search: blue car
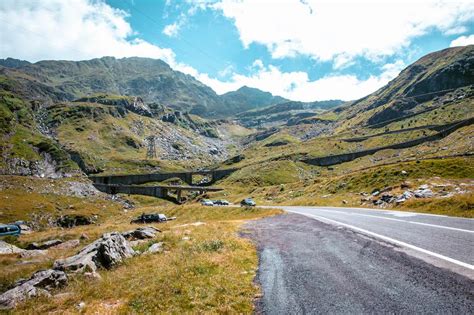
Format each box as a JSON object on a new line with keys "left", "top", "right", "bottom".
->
{"left": 0, "top": 224, "right": 21, "bottom": 237}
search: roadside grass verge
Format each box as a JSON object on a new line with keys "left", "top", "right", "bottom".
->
{"left": 3, "top": 204, "right": 281, "bottom": 313}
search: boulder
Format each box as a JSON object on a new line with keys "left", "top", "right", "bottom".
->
{"left": 0, "top": 241, "right": 25, "bottom": 255}
{"left": 54, "top": 233, "right": 135, "bottom": 273}
{"left": 122, "top": 227, "right": 160, "bottom": 240}
{"left": 0, "top": 269, "right": 67, "bottom": 310}
{"left": 147, "top": 242, "right": 164, "bottom": 254}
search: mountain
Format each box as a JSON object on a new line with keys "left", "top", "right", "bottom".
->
{"left": 236, "top": 99, "right": 344, "bottom": 127}
{"left": 0, "top": 57, "right": 227, "bottom": 117}
{"left": 220, "top": 86, "right": 288, "bottom": 114}
{"left": 219, "top": 46, "right": 473, "bottom": 195}
{"left": 0, "top": 57, "right": 296, "bottom": 118}
{"left": 337, "top": 45, "right": 474, "bottom": 128}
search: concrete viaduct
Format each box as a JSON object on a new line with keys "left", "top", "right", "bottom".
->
{"left": 89, "top": 168, "right": 237, "bottom": 203}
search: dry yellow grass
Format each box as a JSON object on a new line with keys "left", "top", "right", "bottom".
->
{"left": 2, "top": 204, "right": 281, "bottom": 313}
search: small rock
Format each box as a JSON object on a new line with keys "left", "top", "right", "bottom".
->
{"left": 77, "top": 301, "right": 86, "bottom": 310}
{"left": 414, "top": 189, "right": 434, "bottom": 198}
{"left": 147, "top": 242, "right": 164, "bottom": 254}
{"left": 79, "top": 233, "right": 89, "bottom": 240}
{"left": 342, "top": 200, "right": 348, "bottom": 204}
{"left": 182, "top": 236, "right": 190, "bottom": 241}
{"left": 122, "top": 227, "right": 160, "bottom": 240}
{"left": 418, "top": 184, "right": 429, "bottom": 190}
{"left": 401, "top": 170, "right": 408, "bottom": 175}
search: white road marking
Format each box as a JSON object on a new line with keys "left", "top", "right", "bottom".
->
{"left": 289, "top": 210, "right": 474, "bottom": 271}
{"left": 306, "top": 208, "right": 474, "bottom": 233}
{"left": 304, "top": 206, "right": 457, "bottom": 218}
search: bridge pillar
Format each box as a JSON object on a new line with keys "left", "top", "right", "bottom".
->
{"left": 177, "top": 189, "right": 182, "bottom": 203}
{"left": 184, "top": 173, "right": 193, "bottom": 185}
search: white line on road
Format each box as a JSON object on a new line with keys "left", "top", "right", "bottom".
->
{"left": 309, "top": 208, "right": 474, "bottom": 233}
{"left": 289, "top": 210, "right": 474, "bottom": 271}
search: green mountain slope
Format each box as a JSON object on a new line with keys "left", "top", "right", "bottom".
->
{"left": 220, "top": 86, "right": 287, "bottom": 114}
{"left": 217, "top": 46, "right": 474, "bottom": 194}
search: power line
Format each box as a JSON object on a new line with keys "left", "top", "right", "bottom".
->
{"left": 117, "top": 0, "right": 229, "bottom": 74}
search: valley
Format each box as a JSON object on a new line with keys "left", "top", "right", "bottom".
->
{"left": 0, "top": 45, "right": 473, "bottom": 313}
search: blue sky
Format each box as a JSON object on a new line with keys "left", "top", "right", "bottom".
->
{"left": 1, "top": 0, "right": 473, "bottom": 101}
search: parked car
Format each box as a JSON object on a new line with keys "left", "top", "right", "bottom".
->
{"left": 130, "top": 213, "right": 175, "bottom": 224}
{"left": 240, "top": 198, "right": 256, "bottom": 207}
{"left": 201, "top": 199, "right": 214, "bottom": 206}
{"left": 212, "top": 200, "right": 230, "bottom": 206}
{"left": 0, "top": 224, "right": 21, "bottom": 237}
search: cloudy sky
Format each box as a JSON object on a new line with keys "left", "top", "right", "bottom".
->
{"left": 1, "top": 0, "right": 473, "bottom": 101}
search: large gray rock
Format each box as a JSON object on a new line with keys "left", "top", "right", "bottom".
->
{"left": 0, "top": 241, "right": 25, "bottom": 255}
{"left": 0, "top": 269, "right": 67, "bottom": 310}
{"left": 53, "top": 233, "right": 135, "bottom": 273}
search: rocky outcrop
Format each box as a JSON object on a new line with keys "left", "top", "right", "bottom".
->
{"left": 0, "top": 269, "right": 67, "bottom": 310}
{"left": 74, "top": 95, "right": 152, "bottom": 117}
{"left": 53, "top": 233, "right": 135, "bottom": 273}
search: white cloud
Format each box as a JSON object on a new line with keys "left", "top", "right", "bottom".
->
{"left": 0, "top": 0, "right": 426, "bottom": 102}
{"left": 206, "top": 59, "right": 406, "bottom": 101}
{"left": 163, "top": 22, "right": 180, "bottom": 37}
{"left": 212, "top": 0, "right": 474, "bottom": 66}
{"left": 450, "top": 34, "right": 474, "bottom": 47}
{"left": 0, "top": 0, "right": 176, "bottom": 63}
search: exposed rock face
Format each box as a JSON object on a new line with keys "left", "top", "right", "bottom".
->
{"left": 0, "top": 269, "right": 67, "bottom": 310}
{"left": 74, "top": 95, "right": 152, "bottom": 117}
{"left": 0, "top": 153, "right": 62, "bottom": 178}
{"left": 53, "top": 233, "right": 135, "bottom": 273}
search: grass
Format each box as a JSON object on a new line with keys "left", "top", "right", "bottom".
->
{"left": 218, "top": 156, "right": 474, "bottom": 218}
{"left": 399, "top": 193, "right": 473, "bottom": 217}
{"left": 1, "top": 199, "right": 281, "bottom": 313}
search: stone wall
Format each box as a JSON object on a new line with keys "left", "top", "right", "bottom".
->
{"left": 303, "top": 117, "right": 473, "bottom": 166}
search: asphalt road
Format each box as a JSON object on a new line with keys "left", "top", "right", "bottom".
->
{"left": 245, "top": 208, "right": 474, "bottom": 314}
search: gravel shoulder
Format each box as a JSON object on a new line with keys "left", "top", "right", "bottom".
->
{"left": 243, "top": 213, "right": 474, "bottom": 314}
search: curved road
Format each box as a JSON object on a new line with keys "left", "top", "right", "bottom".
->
{"left": 245, "top": 206, "right": 474, "bottom": 314}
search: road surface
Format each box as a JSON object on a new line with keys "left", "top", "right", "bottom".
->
{"left": 245, "top": 207, "right": 474, "bottom": 314}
